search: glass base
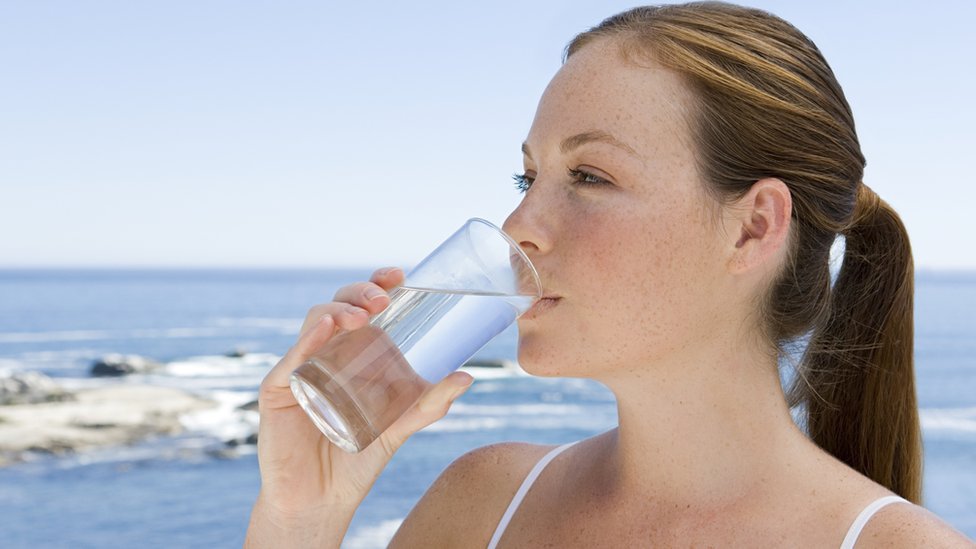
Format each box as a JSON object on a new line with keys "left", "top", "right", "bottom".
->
{"left": 289, "top": 362, "right": 375, "bottom": 453}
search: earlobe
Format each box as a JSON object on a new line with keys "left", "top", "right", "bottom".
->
{"left": 727, "top": 178, "right": 792, "bottom": 274}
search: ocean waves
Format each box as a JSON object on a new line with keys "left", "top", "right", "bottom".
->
{"left": 0, "top": 317, "right": 301, "bottom": 345}
{"left": 921, "top": 407, "right": 976, "bottom": 439}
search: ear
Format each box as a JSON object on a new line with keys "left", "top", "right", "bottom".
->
{"left": 725, "top": 178, "right": 792, "bottom": 275}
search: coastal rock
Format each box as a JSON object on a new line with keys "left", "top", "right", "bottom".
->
{"left": 225, "top": 347, "right": 248, "bottom": 358}
{"left": 90, "top": 354, "right": 161, "bottom": 377}
{"left": 237, "top": 399, "right": 259, "bottom": 412}
{"left": 0, "top": 385, "right": 215, "bottom": 466}
{"left": 462, "top": 359, "right": 516, "bottom": 369}
{"left": 0, "top": 371, "right": 73, "bottom": 406}
{"left": 224, "top": 432, "right": 258, "bottom": 448}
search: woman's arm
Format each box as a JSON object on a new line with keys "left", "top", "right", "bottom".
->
{"left": 244, "top": 267, "right": 474, "bottom": 548}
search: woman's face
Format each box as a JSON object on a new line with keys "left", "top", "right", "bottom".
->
{"left": 504, "top": 40, "right": 733, "bottom": 379}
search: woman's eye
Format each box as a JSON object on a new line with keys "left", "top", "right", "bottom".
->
{"left": 512, "top": 172, "right": 534, "bottom": 194}
{"left": 512, "top": 168, "right": 610, "bottom": 194}
{"left": 568, "top": 168, "right": 610, "bottom": 187}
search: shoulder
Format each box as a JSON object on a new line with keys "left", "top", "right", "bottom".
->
{"left": 387, "top": 441, "right": 557, "bottom": 548}
{"left": 856, "top": 499, "right": 974, "bottom": 548}
{"left": 434, "top": 440, "right": 556, "bottom": 491}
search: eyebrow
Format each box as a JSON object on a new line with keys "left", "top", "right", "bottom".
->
{"left": 521, "top": 130, "right": 639, "bottom": 158}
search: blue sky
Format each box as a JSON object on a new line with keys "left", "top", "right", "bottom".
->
{"left": 1, "top": 1, "right": 973, "bottom": 269}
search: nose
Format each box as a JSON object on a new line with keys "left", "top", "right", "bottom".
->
{"left": 502, "top": 193, "right": 551, "bottom": 257}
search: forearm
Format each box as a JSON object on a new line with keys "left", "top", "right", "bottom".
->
{"left": 244, "top": 494, "right": 356, "bottom": 549}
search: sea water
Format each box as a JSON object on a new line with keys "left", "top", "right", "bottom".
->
{"left": 292, "top": 286, "right": 533, "bottom": 451}
{"left": 1, "top": 269, "right": 972, "bottom": 547}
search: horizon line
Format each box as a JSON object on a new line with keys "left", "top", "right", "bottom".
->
{"left": 0, "top": 264, "right": 973, "bottom": 275}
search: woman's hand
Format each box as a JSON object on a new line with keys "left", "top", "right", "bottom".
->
{"left": 244, "top": 267, "right": 474, "bottom": 548}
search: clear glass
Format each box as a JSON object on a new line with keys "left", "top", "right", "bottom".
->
{"left": 289, "top": 218, "right": 542, "bottom": 452}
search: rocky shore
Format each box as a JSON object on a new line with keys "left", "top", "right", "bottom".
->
{"left": 0, "top": 378, "right": 217, "bottom": 467}
{"left": 0, "top": 353, "right": 522, "bottom": 467}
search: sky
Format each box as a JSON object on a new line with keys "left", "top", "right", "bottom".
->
{"left": 1, "top": 1, "right": 973, "bottom": 269}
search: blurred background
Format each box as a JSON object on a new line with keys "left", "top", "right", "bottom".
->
{"left": 0, "top": 1, "right": 973, "bottom": 547}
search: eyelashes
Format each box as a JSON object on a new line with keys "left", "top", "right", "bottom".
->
{"left": 512, "top": 172, "right": 533, "bottom": 193}
{"left": 511, "top": 168, "right": 610, "bottom": 194}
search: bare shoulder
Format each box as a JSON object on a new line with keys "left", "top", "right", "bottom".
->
{"left": 387, "top": 441, "right": 557, "bottom": 548}
{"left": 858, "top": 500, "right": 975, "bottom": 548}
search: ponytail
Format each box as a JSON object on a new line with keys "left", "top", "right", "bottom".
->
{"left": 791, "top": 183, "right": 923, "bottom": 503}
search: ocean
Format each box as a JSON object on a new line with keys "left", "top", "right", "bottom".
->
{"left": 0, "top": 268, "right": 973, "bottom": 547}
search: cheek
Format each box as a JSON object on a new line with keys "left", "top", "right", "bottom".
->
{"left": 562, "top": 199, "right": 716, "bottom": 365}
{"left": 515, "top": 190, "right": 721, "bottom": 374}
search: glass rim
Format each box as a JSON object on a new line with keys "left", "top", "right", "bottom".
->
{"left": 469, "top": 217, "right": 542, "bottom": 299}
{"left": 403, "top": 217, "right": 542, "bottom": 299}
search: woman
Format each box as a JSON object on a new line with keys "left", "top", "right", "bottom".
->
{"left": 246, "top": 3, "right": 973, "bottom": 547}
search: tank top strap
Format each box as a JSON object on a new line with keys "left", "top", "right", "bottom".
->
{"left": 839, "top": 495, "right": 910, "bottom": 549}
{"left": 486, "top": 441, "right": 579, "bottom": 549}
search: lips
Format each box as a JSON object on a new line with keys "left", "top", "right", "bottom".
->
{"left": 522, "top": 295, "right": 561, "bottom": 319}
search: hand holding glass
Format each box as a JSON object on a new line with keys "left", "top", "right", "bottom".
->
{"left": 289, "top": 218, "right": 542, "bottom": 452}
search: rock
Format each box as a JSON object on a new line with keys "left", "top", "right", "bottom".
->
{"left": 90, "top": 354, "right": 161, "bottom": 377}
{"left": 0, "top": 371, "right": 73, "bottom": 406}
{"left": 0, "top": 385, "right": 216, "bottom": 466}
{"left": 224, "top": 432, "right": 258, "bottom": 449}
{"left": 237, "top": 399, "right": 259, "bottom": 412}
{"left": 463, "top": 359, "right": 516, "bottom": 369}
{"left": 225, "top": 347, "right": 248, "bottom": 358}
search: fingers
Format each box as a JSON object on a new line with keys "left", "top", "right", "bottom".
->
{"left": 298, "top": 302, "right": 370, "bottom": 336}
{"left": 302, "top": 265, "right": 404, "bottom": 348}
{"left": 333, "top": 267, "right": 405, "bottom": 312}
{"left": 261, "top": 314, "right": 336, "bottom": 392}
{"left": 266, "top": 267, "right": 406, "bottom": 394}
{"left": 297, "top": 267, "right": 405, "bottom": 336}
{"left": 369, "top": 266, "right": 405, "bottom": 290}
{"left": 368, "top": 371, "right": 474, "bottom": 459}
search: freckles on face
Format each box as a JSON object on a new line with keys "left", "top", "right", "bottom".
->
{"left": 513, "top": 38, "right": 724, "bottom": 375}
{"left": 570, "top": 195, "right": 706, "bottom": 367}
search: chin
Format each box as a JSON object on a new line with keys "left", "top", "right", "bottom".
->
{"left": 516, "top": 337, "right": 576, "bottom": 378}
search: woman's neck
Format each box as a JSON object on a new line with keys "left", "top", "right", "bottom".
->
{"left": 594, "top": 330, "right": 808, "bottom": 508}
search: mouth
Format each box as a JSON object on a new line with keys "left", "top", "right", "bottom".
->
{"left": 522, "top": 295, "right": 561, "bottom": 319}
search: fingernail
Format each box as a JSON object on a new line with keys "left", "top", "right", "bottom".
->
{"left": 302, "top": 314, "right": 332, "bottom": 339}
{"left": 364, "top": 287, "right": 386, "bottom": 301}
{"left": 450, "top": 382, "right": 473, "bottom": 401}
{"left": 377, "top": 266, "right": 402, "bottom": 277}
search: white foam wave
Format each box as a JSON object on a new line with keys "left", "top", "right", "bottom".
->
{"left": 179, "top": 390, "right": 258, "bottom": 442}
{"left": 345, "top": 519, "right": 404, "bottom": 549}
{"left": 426, "top": 412, "right": 616, "bottom": 433}
{"left": 0, "top": 358, "right": 24, "bottom": 372}
{"left": 19, "top": 349, "right": 98, "bottom": 361}
{"left": 0, "top": 330, "right": 116, "bottom": 343}
{"left": 427, "top": 401, "right": 617, "bottom": 433}
{"left": 164, "top": 353, "right": 278, "bottom": 377}
{"left": 450, "top": 403, "right": 590, "bottom": 416}
{"left": 153, "top": 376, "right": 266, "bottom": 391}
{"left": 0, "top": 320, "right": 296, "bottom": 344}
{"left": 212, "top": 317, "right": 301, "bottom": 333}
{"left": 461, "top": 365, "right": 526, "bottom": 380}
{"left": 424, "top": 417, "right": 509, "bottom": 432}
{"left": 921, "top": 407, "right": 976, "bottom": 435}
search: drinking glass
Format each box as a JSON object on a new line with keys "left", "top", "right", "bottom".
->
{"left": 289, "top": 218, "right": 542, "bottom": 452}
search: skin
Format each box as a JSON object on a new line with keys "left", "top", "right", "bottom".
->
{"left": 244, "top": 267, "right": 475, "bottom": 549}
{"left": 246, "top": 38, "right": 974, "bottom": 548}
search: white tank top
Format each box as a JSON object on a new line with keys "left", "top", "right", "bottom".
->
{"left": 486, "top": 442, "right": 909, "bottom": 549}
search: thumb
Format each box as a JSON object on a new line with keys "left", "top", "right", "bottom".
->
{"left": 368, "top": 371, "right": 474, "bottom": 458}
